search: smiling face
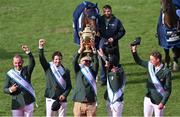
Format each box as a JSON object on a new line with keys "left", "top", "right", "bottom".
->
{"left": 149, "top": 51, "right": 162, "bottom": 67}
{"left": 53, "top": 55, "right": 62, "bottom": 67}
{"left": 103, "top": 8, "right": 112, "bottom": 19}
{"left": 13, "top": 55, "right": 23, "bottom": 71}
{"left": 52, "top": 51, "right": 62, "bottom": 67}
{"left": 150, "top": 55, "right": 160, "bottom": 67}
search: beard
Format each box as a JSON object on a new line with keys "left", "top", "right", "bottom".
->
{"left": 105, "top": 15, "right": 111, "bottom": 19}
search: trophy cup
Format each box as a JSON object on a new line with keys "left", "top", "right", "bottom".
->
{"left": 79, "top": 25, "right": 96, "bottom": 54}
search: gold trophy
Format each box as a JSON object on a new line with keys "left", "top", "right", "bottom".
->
{"left": 79, "top": 25, "right": 96, "bottom": 53}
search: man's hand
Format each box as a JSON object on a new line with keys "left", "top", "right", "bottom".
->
{"left": 22, "top": 45, "right": 30, "bottom": 53}
{"left": 39, "top": 39, "right": 45, "bottom": 48}
{"left": 59, "top": 95, "right": 65, "bottom": 101}
{"left": 111, "top": 66, "right": 119, "bottom": 72}
{"left": 158, "top": 103, "right": 165, "bottom": 110}
{"left": 10, "top": 84, "right": 18, "bottom": 93}
{"left": 108, "top": 37, "right": 114, "bottom": 43}
{"left": 78, "top": 40, "right": 85, "bottom": 53}
{"left": 131, "top": 45, "right": 137, "bottom": 53}
{"left": 105, "top": 61, "right": 110, "bottom": 68}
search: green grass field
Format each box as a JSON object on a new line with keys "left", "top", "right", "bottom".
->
{"left": 0, "top": 0, "right": 180, "bottom": 116}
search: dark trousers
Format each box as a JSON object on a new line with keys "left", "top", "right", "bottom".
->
{"left": 99, "top": 57, "right": 107, "bottom": 83}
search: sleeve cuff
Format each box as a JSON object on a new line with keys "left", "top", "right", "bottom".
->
{"left": 25, "top": 51, "right": 31, "bottom": 54}
{"left": 39, "top": 47, "right": 43, "bottom": 49}
{"left": 9, "top": 88, "right": 13, "bottom": 93}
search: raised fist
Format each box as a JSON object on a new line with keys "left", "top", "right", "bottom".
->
{"left": 39, "top": 39, "right": 45, "bottom": 48}
{"left": 21, "top": 45, "right": 29, "bottom": 53}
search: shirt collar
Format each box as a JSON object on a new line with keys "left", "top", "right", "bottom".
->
{"left": 14, "top": 68, "right": 21, "bottom": 74}
{"left": 155, "top": 63, "right": 163, "bottom": 73}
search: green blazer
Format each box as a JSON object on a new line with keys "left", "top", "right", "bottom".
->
{"left": 3, "top": 52, "right": 35, "bottom": 110}
{"left": 132, "top": 52, "right": 172, "bottom": 105}
{"left": 104, "top": 64, "right": 125, "bottom": 102}
{"left": 72, "top": 52, "right": 98, "bottom": 103}
{"left": 39, "top": 49, "right": 72, "bottom": 101}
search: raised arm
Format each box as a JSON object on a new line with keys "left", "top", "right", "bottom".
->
{"left": 38, "top": 39, "right": 50, "bottom": 71}
{"left": 72, "top": 40, "right": 84, "bottom": 73}
{"left": 131, "top": 45, "right": 148, "bottom": 68}
{"left": 97, "top": 49, "right": 109, "bottom": 68}
{"left": 90, "top": 39, "right": 99, "bottom": 72}
{"left": 22, "top": 45, "right": 35, "bottom": 77}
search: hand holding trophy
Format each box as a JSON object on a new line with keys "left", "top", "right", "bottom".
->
{"left": 79, "top": 25, "right": 96, "bottom": 54}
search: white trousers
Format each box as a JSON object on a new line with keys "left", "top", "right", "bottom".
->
{"left": 12, "top": 103, "right": 34, "bottom": 117}
{"left": 46, "top": 98, "right": 67, "bottom": 117}
{"left": 144, "top": 97, "right": 164, "bottom": 117}
{"left": 106, "top": 101, "right": 124, "bottom": 117}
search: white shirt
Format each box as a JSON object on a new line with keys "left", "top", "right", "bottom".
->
{"left": 155, "top": 63, "right": 163, "bottom": 74}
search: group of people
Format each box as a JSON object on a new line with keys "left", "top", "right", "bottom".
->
{"left": 3, "top": 4, "right": 172, "bottom": 117}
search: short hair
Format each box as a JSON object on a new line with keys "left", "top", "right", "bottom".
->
{"left": 150, "top": 51, "right": 162, "bottom": 62}
{"left": 103, "top": 5, "right": 112, "bottom": 10}
{"left": 13, "top": 54, "right": 23, "bottom": 60}
{"left": 52, "top": 51, "right": 62, "bottom": 60}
